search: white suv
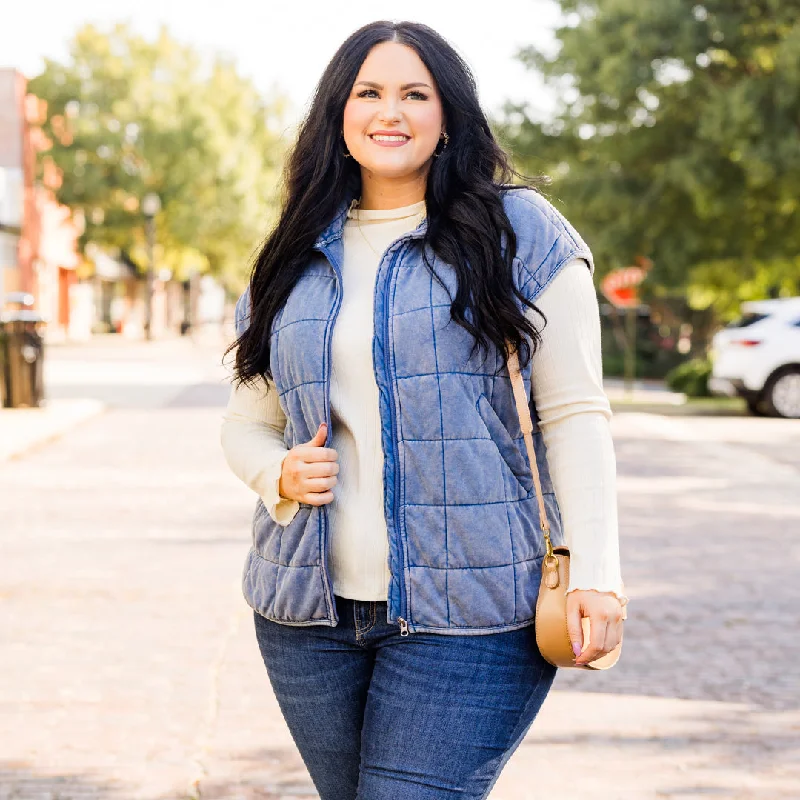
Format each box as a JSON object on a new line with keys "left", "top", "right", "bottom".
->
{"left": 709, "top": 298, "right": 800, "bottom": 418}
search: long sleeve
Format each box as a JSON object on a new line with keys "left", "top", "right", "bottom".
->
{"left": 220, "top": 377, "right": 300, "bottom": 526}
{"left": 528, "top": 258, "right": 624, "bottom": 599}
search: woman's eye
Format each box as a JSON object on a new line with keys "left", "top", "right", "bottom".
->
{"left": 355, "top": 89, "right": 428, "bottom": 100}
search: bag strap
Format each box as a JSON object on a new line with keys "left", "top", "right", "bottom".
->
{"left": 507, "top": 343, "right": 628, "bottom": 610}
{"left": 506, "top": 342, "right": 555, "bottom": 559}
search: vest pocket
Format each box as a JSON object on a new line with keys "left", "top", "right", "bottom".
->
{"left": 252, "top": 499, "right": 282, "bottom": 563}
{"left": 475, "top": 393, "right": 534, "bottom": 496}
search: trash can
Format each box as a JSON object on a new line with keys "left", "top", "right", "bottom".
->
{"left": 0, "top": 292, "right": 45, "bottom": 409}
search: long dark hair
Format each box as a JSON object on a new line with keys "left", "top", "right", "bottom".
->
{"left": 231, "top": 20, "right": 545, "bottom": 385}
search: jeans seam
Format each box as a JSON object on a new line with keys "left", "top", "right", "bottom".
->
{"left": 354, "top": 601, "right": 375, "bottom": 646}
{"left": 354, "top": 601, "right": 364, "bottom": 643}
{"left": 360, "top": 601, "right": 376, "bottom": 638}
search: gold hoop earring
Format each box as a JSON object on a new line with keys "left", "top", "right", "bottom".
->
{"left": 433, "top": 131, "right": 449, "bottom": 158}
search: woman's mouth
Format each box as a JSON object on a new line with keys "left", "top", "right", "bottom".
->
{"left": 369, "top": 133, "right": 411, "bottom": 147}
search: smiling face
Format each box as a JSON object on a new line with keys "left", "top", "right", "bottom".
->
{"left": 342, "top": 41, "right": 445, "bottom": 187}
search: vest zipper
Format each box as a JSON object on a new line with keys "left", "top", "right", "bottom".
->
{"left": 319, "top": 244, "right": 344, "bottom": 626}
{"left": 382, "top": 244, "right": 411, "bottom": 632}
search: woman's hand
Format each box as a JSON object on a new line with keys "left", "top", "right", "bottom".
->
{"left": 566, "top": 589, "right": 625, "bottom": 666}
{"left": 278, "top": 423, "right": 339, "bottom": 506}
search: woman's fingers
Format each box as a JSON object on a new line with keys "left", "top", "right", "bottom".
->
{"left": 302, "top": 446, "right": 339, "bottom": 462}
{"left": 304, "top": 490, "right": 334, "bottom": 506}
{"left": 603, "top": 619, "right": 623, "bottom": 654}
{"left": 575, "top": 616, "right": 608, "bottom": 665}
{"left": 304, "top": 475, "right": 338, "bottom": 491}
{"left": 565, "top": 596, "right": 585, "bottom": 659}
{"left": 304, "top": 460, "right": 340, "bottom": 478}
{"left": 568, "top": 590, "right": 625, "bottom": 666}
{"left": 299, "top": 470, "right": 338, "bottom": 506}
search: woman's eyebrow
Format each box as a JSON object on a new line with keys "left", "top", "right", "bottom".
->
{"left": 354, "top": 81, "right": 432, "bottom": 90}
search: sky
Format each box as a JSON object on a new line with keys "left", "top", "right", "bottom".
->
{"left": 1, "top": 0, "right": 562, "bottom": 123}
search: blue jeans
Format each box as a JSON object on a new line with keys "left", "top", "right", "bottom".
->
{"left": 253, "top": 595, "right": 557, "bottom": 799}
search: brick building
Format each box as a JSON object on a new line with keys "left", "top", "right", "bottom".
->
{"left": 0, "top": 68, "right": 80, "bottom": 336}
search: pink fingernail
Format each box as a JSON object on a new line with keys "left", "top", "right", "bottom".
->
{"left": 572, "top": 642, "right": 581, "bottom": 658}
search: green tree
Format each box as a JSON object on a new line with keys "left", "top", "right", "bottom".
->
{"left": 29, "top": 23, "right": 289, "bottom": 287}
{"left": 501, "top": 0, "right": 800, "bottom": 317}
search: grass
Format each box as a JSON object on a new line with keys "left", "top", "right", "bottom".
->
{"left": 610, "top": 396, "right": 748, "bottom": 417}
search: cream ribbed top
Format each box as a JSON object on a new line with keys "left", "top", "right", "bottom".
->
{"left": 221, "top": 200, "right": 623, "bottom": 601}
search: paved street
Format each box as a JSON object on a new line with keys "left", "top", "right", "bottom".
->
{"left": 1, "top": 334, "right": 798, "bottom": 799}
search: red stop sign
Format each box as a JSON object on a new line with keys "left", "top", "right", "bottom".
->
{"left": 601, "top": 267, "right": 647, "bottom": 308}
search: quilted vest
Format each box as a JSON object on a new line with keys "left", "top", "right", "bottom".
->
{"left": 233, "top": 187, "right": 594, "bottom": 635}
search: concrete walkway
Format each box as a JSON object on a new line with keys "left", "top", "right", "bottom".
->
{"left": 0, "top": 337, "right": 798, "bottom": 799}
{"left": 0, "top": 398, "right": 105, "bottom": 461}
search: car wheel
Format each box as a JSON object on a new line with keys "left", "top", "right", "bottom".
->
{"left": 764, "top": 367, "right": 800, "bottom": 419}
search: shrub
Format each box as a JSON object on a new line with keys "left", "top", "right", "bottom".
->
{"left": 665, "top": 358, "right": 712, "bottom": 397}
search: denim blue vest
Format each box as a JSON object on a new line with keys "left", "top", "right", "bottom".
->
{"left": 233, "top": 188, "right": 593, "bottom": 635}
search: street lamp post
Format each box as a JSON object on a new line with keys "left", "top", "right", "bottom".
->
{"left": 142, "top": 192, "right": 161, "bottom": 340}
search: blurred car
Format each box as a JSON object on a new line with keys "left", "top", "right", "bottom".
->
{"left": 709, "top": 297, "right": 800, "bottom": 418}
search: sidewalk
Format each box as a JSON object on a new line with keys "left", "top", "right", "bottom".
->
{"left": 0, "top": 327, "right": 231, "bottom": 462}
{"left": 0, "top": 398, "right": 105, "bottom": 461}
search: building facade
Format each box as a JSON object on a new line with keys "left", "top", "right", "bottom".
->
{"left": 0, "top": 68, "right": 81, "bottom": 336}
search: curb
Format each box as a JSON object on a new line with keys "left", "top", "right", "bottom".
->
{"left": 0, "top": 398, "right": 106, "bottom": 462}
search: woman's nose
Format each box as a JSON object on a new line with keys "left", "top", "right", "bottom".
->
{"left": 377, "top": 100, "right": 402, "bottom": 123}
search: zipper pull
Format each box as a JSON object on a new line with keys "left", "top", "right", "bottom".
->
{"left": 398, "top": 617, "right": 410, "bottom": 637}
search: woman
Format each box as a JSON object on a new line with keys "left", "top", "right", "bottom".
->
{"left": 221, "top": 20, "right": 625, "bottom": 800}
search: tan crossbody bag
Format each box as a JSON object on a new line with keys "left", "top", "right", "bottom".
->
{"left": 507, "top": 344, "right": 626, "bottom": 670}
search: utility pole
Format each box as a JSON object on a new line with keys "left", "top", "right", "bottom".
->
{"left": 600, "top": 260, "right": 651, "bottom": 400}
{"left": 142, "top": 193, "right": 161, "bottom": 340}
{"left": 624, "top": 305, "right": 637, "bottom": 398}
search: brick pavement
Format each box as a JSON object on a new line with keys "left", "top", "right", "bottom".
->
{"left": 0, "top": 339, "right": 798, "bottom": 799}
{"left": 555, "top": 412, "right": 800, "bottom": 712}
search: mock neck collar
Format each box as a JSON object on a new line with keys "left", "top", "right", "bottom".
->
{"left": 346, "top": 198, "right": 427, "bottom": 222}
{"left": 314, "top": 194, "right": 428, "bottom": 250}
